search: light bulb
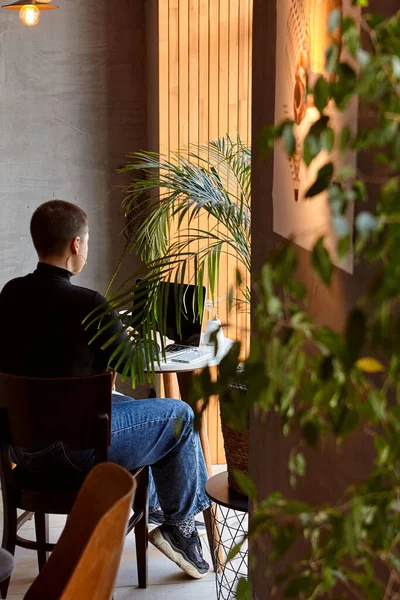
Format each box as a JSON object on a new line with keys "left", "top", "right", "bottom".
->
{"left": 19, "top": 5, "right": 41, "bottom": 26}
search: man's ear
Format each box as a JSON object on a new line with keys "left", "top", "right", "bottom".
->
{"left": 70, "top": 236, "right": 80, "bottom": 255}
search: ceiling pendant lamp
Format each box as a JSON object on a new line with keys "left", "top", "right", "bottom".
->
{"left": 2, "top": 0, "right": 59, "bottom": 27}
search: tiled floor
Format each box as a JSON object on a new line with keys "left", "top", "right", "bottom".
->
{"left": 3, "top": 466, "right": 228, "bottom": 600}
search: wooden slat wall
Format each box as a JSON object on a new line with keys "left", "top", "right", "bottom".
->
{"left": 158, "top": 0, "right": 253, "bottom": 463}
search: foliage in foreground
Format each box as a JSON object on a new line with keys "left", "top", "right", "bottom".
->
{"left": 191, "top": 3, "right": 400, "bottom": 598}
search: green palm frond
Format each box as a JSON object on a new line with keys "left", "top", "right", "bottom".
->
{"left": 93, "top": 134, "right": 251, "bottom": 385}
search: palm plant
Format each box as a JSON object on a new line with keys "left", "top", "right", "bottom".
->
{"left": 89, "top": 133, "right": 251, "bottom": 383}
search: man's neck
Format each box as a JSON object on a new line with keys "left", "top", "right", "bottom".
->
{"left": 39, "top": 256, "right": 68, "bottom": 271}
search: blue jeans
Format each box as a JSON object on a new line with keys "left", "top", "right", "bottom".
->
{"left": 11, "top": 393, "right": 210, "bottom": 523}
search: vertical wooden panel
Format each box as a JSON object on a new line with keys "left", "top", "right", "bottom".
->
{"left": 227, "top": 0, "right": 240, "bottom": 346}
{"left": 189, "top": 0, "right": 199, "bottom": 146}
{"left": 159, "top": 1, "right": 169, "bottom": 155}
{"left": 169, "top": 0, "right": 180, "bottom": 155}
{"left": 179, "top": 0, "right": 189, "bottom": 154}
{"left": 198, "top": 0, "right": 209, "bottom": 143}
{"left": 217, "top": 0, "right": 230, "bottom": 353}
{"left": 158, "top": 0, "right": 253, "bottom": 463}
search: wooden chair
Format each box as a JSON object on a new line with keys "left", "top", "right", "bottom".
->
{"left": 0, "top": 372, "right": 148, "bottom": 598}
{"left": 23, "top": 462, "right": 135, "bottom": 600}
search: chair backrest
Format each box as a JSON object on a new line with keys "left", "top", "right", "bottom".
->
{"left": 23, "top": 462, "right": 135, "bottom": 600}
{"left": 0, "top": 372, "right": 112, "bottom": 457}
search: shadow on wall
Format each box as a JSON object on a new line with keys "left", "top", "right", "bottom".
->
{"left": 103, "top": 0, "right": 147, "bottom": 293}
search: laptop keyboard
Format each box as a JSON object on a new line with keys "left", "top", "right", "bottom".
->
{"left": 165, "top": 344, "right": 190, "bottom": 353}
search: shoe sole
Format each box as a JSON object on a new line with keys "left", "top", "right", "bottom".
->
{"left": 149, "top": 528, "right": 208, "bottom": 579}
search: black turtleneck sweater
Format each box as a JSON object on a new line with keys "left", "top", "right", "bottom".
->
{"left": 0, "top": 263, "right": 131, "bottom": 378}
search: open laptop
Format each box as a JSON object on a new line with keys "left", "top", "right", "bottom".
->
{"left": 133, "top": 279, "right": 211, "bottom": 362}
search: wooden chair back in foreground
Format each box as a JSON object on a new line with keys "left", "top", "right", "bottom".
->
{"left": 0, "top": 371, "right": 112, "bottom": 464}
{"left": 24, "top": 462, "right": 135, "bottom": 600}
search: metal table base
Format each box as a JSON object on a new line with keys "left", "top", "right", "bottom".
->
{"left": 206, "top": 472, "right": 248, "bottom": 600}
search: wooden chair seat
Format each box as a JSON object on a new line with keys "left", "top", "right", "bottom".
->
{"left": 13, "top": 467, "right": 85, "bottom": 515}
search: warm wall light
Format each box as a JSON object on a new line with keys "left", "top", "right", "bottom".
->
{"left": 2, "top": 0, "right": 59, "bottom": 27}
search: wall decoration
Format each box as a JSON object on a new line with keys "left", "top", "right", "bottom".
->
{"left": 273, "top": 0, "right": 357, "bottom": 273}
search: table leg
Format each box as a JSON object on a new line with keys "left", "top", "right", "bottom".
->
{"left": 163, "top": 372, "right": 178, "bottom": 399}
{"left": 176, "top": 371, "right": 223, "bottom": 572}
{"left": 155, "top": 373, "right": 162, "bottom": 398}
{"left": 176, "top": 371, "right": 213, "bottom": 477}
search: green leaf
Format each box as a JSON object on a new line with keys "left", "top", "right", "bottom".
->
{"left": 226, "top": 541, "right": 244, "bottom": 563}
{"left": 233, "top": 471, "right": 257, "bottom": 499}
{"left": 356, "top": 357, "right": 385, "bottom": 373}
{"left": 343, "top": 512, "right": 358, "bottom": 555}
{"left": 332, "top": 63, "right": 358, "bottom": 108}
{"left": 268, "top": 296, "right": 283, "bottom": 317}
{"left": 337, "top": 235, "right": 351, "bottom": 259}
{"left": 367, "top": 390, "right": 386, "bottom": 421}
{"left": 337, "top": 166, "right": 355, "bottom": 181}
{"left": 326, "top": 44, "right": 340, "bottom": 73}
{"left": 328, "top": 8, "right": 342, "bottom": 32}
{"left": 302, "top": 421, "right": 319, "bottom": 448}
{"left": 236, "top": 578, "right": 251, "bottom": 600}
{"left": 259, "top": 125, "right": 276, "bottom": 157}
{"left": 314, "top": 77, "right": 330, "bottom": 112}
{"left": 328, "top": 182, "right": 346, "bottom": 215}
{"left": 356, "top": 212, "right": 378, "bottom": 237}
{"left": 303, "top": 134, "right": 320, "bottom": 166}
{"left": 309, "top": 116, "right": 330, "bottom": 138}
{"left": 345, "top": 308, "right": 366, "bottom": 367}
{"left": 272, "top": 526, "right": 297, "bottom": 560}
{"left": 320, "top": 355, "right": 334, "bottom": 381}
{"left": 340, "top": 126, "right": 352, "bottom": 152}
{"left": 389, "top": 553, "right": 400, "bottom": 574}
{"left": 285, "top": 574, "right": 315, "bottom": 597}
{"left": 305, "top": 163, "right": 334, "bottom": 198}
{"left": 289, "top": 451, "right": 306, "bottom": 482}
{"left": 352, "top": 179, "right": 367, "bottom": 202}
{"left": 356, "top": 48, "right": 370, "bottom": 67}
{"left": 343, "top": 20, "right": 360, "bottom": 55}
{"left": 303, "top": 117, "right": 331, "bottom": 165}
{"left": 321, "top": 128, "right": 335, "bottom": 152}
{"left": 333, "top": 215, "right": 350, "bottom": 238}
{"left": 281, "top": 121, "right": 296, "bottom": 157}
{"left": 337, "top": 406, "right": 360, "bottom": 435}
{"left": 311, "top": 237, "right": 333, "bottom": 285}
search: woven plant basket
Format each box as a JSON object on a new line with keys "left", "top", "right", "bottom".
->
{"left": 219, "top": 373, "right": 249, "bottom": 496}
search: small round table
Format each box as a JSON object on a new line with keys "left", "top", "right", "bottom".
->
{"left": 206, "top": 472, "right": 248, "bottom": 600}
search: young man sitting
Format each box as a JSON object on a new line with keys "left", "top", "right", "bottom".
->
{"left": 0, "top": 200, "right": 210, "bottom": 579}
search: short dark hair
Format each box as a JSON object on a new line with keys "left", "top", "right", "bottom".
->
{"left": 30, "top": 200, "right": 88, "bottom": 257}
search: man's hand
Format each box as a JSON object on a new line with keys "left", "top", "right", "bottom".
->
{"left": 126, "top": 326, "right": 139, "bottom": 339}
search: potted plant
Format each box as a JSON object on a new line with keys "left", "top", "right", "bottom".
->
{"left": 191, "top": 3, "right": 400, "bottom": 598}
{"left": 89, "top": 134, "right": 252, "bottom": 490}
{"left": 109, "top": 133, "right": 250, "bottom": 310}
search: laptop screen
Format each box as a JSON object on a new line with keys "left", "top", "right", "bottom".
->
{"left": 133, "top": 280, "right": 206, "bottom": 347}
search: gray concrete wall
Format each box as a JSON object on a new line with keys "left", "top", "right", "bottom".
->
{"left": 0, "top": 0, "right": 147, "bottom": 293}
